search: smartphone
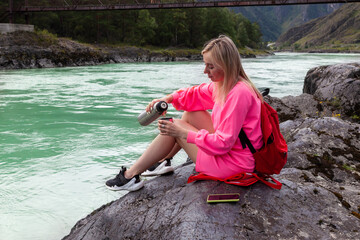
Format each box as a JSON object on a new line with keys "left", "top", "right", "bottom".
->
{"left": 207, "top": 193, "right": 240, "bottom": 203}
{"left": 160, "top": 117, "right": 173, "bottom": 122}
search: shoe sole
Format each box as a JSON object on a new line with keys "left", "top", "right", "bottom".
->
{"left": 106, "top": 177, "right": 145, "bottom": 192}
{"left": 141, "top": 166, "right": 174, "bottom": 176}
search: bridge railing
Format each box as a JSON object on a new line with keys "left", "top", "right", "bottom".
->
{"left": 7, "top": 0, "right": 357, "bottom": 13}
{"left": 21, "top": 0, "right": 195, "bottom": 8}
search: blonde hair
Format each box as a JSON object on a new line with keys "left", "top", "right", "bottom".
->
{"left": 201, "top": 35, "right": 263, "bottom": 104}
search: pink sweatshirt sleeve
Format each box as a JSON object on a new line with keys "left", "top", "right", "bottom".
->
{"left": 171, "top": 83, "right": 214, "bottom": 111}
{"left": 187, "top": 84, "right": 256, "bottom": 156}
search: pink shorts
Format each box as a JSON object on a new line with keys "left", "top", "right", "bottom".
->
{"left": 195, "top": 149, "right": 254, "bottom": 179}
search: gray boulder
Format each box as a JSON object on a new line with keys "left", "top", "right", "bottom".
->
{"left": 303, "top": 62, "right": 360, "bottom": 117}
{"left": 264, "top": 94, "right": 322, "bottom": 122}
{"left": 63, "top": 159, "right": 360, "bottom": 240}
{"left": 281, "top": 117, "right": 360, "bottom": 212}
{"left": 266, "top": 62, "right": 360, "bottom": 123}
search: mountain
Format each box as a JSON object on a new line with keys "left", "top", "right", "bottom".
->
{"left": 232, "top": 4, "right": 342, "bottom": 41}
{"left": 276, "top": 3, "right": 360, "bottom": 51}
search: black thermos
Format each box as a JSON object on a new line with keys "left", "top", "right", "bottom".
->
{"left": 137, "top": 101, "right": 168, "bottom": 126}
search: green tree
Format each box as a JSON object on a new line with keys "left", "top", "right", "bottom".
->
{"left": 185, "top": 8, "right": 207, "bottom": 48}
{"left": 151, "top": 10, "right": 175, "bottom": 46}
{"left": 248, "top": 22, "right": 262, "bottom": 48}
{"left": 116, "top": 11, "right": 138, "bottom": 44}
{"left": 171, "top": 9, "right": 189, "bottom": 46}
{"left": 8, "top": 4, "right": 265, "bottom": 49}
{"left": 135, "top": 10, "right": 157, "bottom": 46}
{"left": 236, "top": 22, "right": 249, "bottom": 48}
{"left": 205, "top": 8, "right": 236, "bottom": 40}
{"left": 30, "top": 12, "right": 60, "bottom": 34}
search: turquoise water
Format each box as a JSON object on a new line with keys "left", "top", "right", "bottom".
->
{"left": 0, "top": 52, "right": 359, "bottom": 240}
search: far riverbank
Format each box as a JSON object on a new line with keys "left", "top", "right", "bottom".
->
{"left": 274, "top": 48, "right": 360, "bottom": 54}
{"left": 0, "top": 30, "right": 272, "bottom": 70}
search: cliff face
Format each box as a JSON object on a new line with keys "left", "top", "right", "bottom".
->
{"left": 276, "top": 3, "right": 360, "bottom": 50}
{"left": 63, "top": 63, "right": 360, "bottom": 240}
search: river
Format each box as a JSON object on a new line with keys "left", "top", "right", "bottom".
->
{"left": 0, "top": 52, "right": 359, "bottom": 240}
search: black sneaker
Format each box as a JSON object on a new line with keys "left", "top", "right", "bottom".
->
{"left": 141, "top": 158, "right": 174, "bottom": 176}
{"left": 105, "top": 167, "right": 144, "bottom": 191}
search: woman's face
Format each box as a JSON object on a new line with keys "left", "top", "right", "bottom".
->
{"left": 203, "top": 52, "right": 224, "bottom": 82}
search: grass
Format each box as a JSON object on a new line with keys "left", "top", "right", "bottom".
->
{"left": 342, "top": 164, "right": 356, "bottom": 171}
{"left": 35, "top": 29, "right": 58, "bottom": 46}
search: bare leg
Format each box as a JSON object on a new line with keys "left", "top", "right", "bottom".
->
{"left": 161, "top": 143, "right": 181, "bottom": 161}
{"left": 182, "top": 111, "right": 214, "bottom": 133}
{"left": 174, "top": 111, "right": 214, "bottom": 163}
{"left": 125, "top": 135, "right": 176, "bottom": 178}
{"left": 125, "top": 111, "right": 214, "bottom": 179}
{"left": 160, "top": 111, "right": 213, "bottom": 161}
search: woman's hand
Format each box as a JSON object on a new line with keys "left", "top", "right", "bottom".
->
{"left": 146, "top": 95, "right": 173, "bottom": 113}
{"left": 158, "top": 119, "right": 188, "bottom": 139}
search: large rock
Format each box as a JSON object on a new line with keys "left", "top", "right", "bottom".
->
{"left": 303, "top": 62, "right": 360, "bottom": 117}
{"left": 281, "top": 117, "right": 360, "bottom": 211}
{"left": 265, "top": 62, "right": 360, "bottom": 123}
{"left": 63, "top": 159, "right": 360, "bottom": 239}
{"left": 264, "top": 94, "right": 322, "bottom": 122}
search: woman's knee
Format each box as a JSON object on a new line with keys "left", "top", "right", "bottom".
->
{"left": 173, "top": 118, "right": 198, "bottom": 132}
{"left": 181, "top": 111, "right": 214, "bottom": 133}
{"left": 182, "top": 110, "right": 210, "bottom": 121}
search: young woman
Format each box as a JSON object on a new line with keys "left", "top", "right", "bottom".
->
{"left": 106, "top": 35, "right": 264, "bottom": 191}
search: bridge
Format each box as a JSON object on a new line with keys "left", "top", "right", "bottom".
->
{"left": 3, "top": 0, "right": 357, "bottom": 23}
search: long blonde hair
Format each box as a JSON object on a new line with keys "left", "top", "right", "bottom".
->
{"left": 201, "top": 35, "right": 263, "bottom": 104}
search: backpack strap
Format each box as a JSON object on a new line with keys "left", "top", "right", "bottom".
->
{"left": 239, "top": 88, "right": 270, "bottom": 154}
{"left": 187, "top": 172, "right": 259, "bottom": 187}
{"left": 250, "top": 173, "right": 282, "bottom": 190}
{"left": 239, "top": 129, "right": 256, "bottom": 154}
{"left": 187, "top": 172, "right": 282, "bottom": 190}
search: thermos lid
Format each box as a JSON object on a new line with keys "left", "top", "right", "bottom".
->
{"left": 156, "top": 101, "right": 168, "bottom": 112}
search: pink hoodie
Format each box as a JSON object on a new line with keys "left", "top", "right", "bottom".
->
{"left": 171, "top": 81, "right": 263, "bottom": 179}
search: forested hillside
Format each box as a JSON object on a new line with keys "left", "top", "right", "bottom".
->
{"left": 1, "top": 5, "right": 263, "bottom": 49}
{"left": 276, "top": 3, "right": 360, "bottom": 52}
{"left": 232, "top": 3, "right": 341, "bottom": 41}
{"left": 1, "top": 1, "right": 355, "bottom": 50}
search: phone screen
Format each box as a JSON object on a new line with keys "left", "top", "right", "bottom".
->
{"left": 207, "top": 193, "right": 240, "bottom": 203}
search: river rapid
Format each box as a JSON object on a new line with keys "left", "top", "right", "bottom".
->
{"left": 0, "top": 52, "right": 359, "bottom": 240}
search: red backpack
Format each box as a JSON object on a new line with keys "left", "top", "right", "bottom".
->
{"left": 239, "top": 96, "right": 288, "bottom": 175}
{"left": 188, "top": 89, "right": 288, "bottom": 190}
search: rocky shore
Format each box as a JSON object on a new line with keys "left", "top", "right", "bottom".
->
{"left": 62, "top": 62, "right": 360, "bottom": 239}
{"left": 0, "top": 31, "right": 194, "bottom": 69}
{"left": 0, "top": 31, "right": 268, "bottom": 70}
